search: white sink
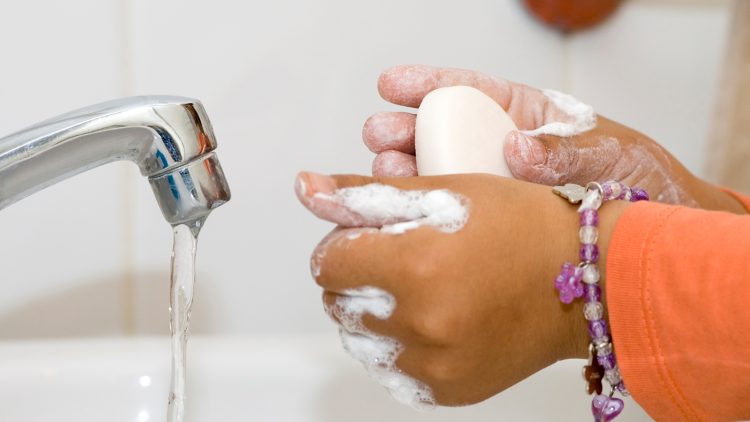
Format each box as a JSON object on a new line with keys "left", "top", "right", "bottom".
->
{"left": 0, "top": 335, "right": 651, "bottom": 421}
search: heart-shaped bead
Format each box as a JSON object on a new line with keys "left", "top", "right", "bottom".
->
{"left": 591, "top": 394, "right": 624, "bottom": 421}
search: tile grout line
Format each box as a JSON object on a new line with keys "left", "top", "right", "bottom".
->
{"left": 117, "top": 0, "right": 137, "bottom": 336}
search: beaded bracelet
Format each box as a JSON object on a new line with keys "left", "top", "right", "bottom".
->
{"left": 552, "top": 181, "right": 649, "bottom": 422}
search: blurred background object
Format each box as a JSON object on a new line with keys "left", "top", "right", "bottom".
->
{"left": 522, "top": 0, "right": 622, "bottom": 33}
{"left": 706, "top": 0, "right": 750, "bottom": 193}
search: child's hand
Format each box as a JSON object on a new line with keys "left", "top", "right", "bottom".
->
{"left": 295, "top": 171, "right": 628, "bottom": 405}
{"left": 364, "top": 65, "right": 744, "bottom": 213}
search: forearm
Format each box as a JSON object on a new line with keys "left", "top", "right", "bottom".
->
{"left": 690, "top": 176, "right": 748, "bottom": 214}
{"left": 533, "top": 183, "right": 630, "bottom": 361}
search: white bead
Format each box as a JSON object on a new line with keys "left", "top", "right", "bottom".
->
{"left": 583, "top": 264, "right": 600, "bottom": 284}
{"left": 584, "top": 302, "right": 604, "bottom": 321}
{"left": 604, "top": 368, "right": 622, "bottom": 385}
{"left": 611, "top": 184, "right": 622, "bottom": 198}
{"left": 593, "top": 336, "right": 610, "bottom": 347}
{"left": 579, "top": 226, "right": 599, "bottom": 244}
{"left": 596, "top": 342, "right": 613, "bottom": 356}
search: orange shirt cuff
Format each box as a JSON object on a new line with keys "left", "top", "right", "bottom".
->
{"left": 606, "top": 200, "right": 750, "bottom": 421}
{"left": 605, "top": 202, "right": 691, "bottom": 421}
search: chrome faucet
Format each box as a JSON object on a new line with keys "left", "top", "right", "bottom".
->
{"left": 0, "top": 96, "right": 231, "bottom": 231}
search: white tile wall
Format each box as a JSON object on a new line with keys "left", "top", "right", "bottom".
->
{"left": 0, "top": 0, "right": 734, "bottom": 339}
{"left": 125, "top": 0, "right": 565, "bottom": 335}
{"left": 568, "top": 0, "right": 732, "bottom": 175}
{"left": 0, "top": 0, "right": 130, "bottom": 337}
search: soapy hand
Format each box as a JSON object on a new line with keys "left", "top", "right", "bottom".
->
{"left": 295, "top": 171, "right": 628, "bottom": 406}
{"left": 364, "top": 65, "right": 744, "bottom": 213}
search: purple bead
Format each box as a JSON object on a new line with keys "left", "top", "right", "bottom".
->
{"left": 554, "top": 262, "right": 584, "bottom": 304}
{"left": 615, "top": 382, "right": 629, "bottom": 396}
{"left": 573, "top": 281, "right": 584, "bottom": 298}
{"left": 585, "top": 284, "right": 602, "bottom": 302}
{"left": 579, "top": 209, "right": 599, "bottom": 227}
{"left": 597, "top": 353, "right": 617, "bottom": 370}
{"left": 559, "top": 289, "right": 575, "bottom": 304}
{"left": 616, "top": 183, "right": 628, "bottom": 200}
{"left": 631, "top": 187, "right": 649, "bottom": 202}
{"left": 554, "top": 263, "right": 573, "bottom": 289}
{"left": 592, "top": 395, "right": 624, "bottom": 421}
{"left": 602, "top": 181, "right": 625, "bottom": 201}
{"left": 580, "top": 244, "right": 599, "bottom": 263}
{"left": 588, "top": 319, "right": 609, "bottom": 339}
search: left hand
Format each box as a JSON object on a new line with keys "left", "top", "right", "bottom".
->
{"left": 363, "top": 64, "right": 745, "bottom": 214}
{"left": 295, "top": 171, "right": 628, "bottom": 405}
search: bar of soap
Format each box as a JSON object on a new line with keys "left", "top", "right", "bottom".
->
{"left": 415, "top": 86, "right": 517, "bottom": 177}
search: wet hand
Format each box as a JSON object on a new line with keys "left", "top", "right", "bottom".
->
{"left": 295, "top": 171, "right": 628, "bottom": 405}
{"left": 363, "top": 65, "right": 744, "bottom": 213}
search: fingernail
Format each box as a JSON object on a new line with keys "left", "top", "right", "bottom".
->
{"left": 512, "top": 132, "right": 547, "bottom": 165}
{"left": 298, "top": 171, "right": 337, "bottom": 197}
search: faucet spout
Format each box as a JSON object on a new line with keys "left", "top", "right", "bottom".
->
{"left": 0, "top": 96, "right": 231, "bottom": 226}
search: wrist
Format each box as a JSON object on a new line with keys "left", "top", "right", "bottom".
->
{"left": 690, "top": 176, "right": 748, "bottom": 214}
{"left": 543, "top": 187, "right": 631, "bottom": 360}
{"left": 541, "top": 183, "right": 637, "bottom": 422}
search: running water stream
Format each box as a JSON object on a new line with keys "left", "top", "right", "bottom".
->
{"left": 167, "top": 220, "right": 203, "bottom": 422}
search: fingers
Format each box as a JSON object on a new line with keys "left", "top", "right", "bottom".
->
{"left": 372, "top": 150, "right": 418, "bottom": 177}
{"left": 377, "top": 65, "right": 555, "bottom": 130}
{"left": 295, "top": 172, "right": 378, "bottom": 226}
{"left": 378, "top": 65, "right": 511, "bottom": 109}
{"left": 312, "top": 227, "right": 400, "bottom": 293}
{"left": 503, "top": 130, "right": 622, "bottom": 186}
{"left": 363, "top": 112, "right": 416, "bottom": 154}
{"left": 295, "top": 171, "right": 454, "bottom": 228}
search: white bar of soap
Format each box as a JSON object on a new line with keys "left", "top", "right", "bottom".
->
{"left": 415, "top": 86, "right": 517, "bottom": 177}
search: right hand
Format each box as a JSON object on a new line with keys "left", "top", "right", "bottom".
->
{"left": 295, "top": 171, "right": 625, "bottom": 405}
{"left": 363, "top": 65, "right": 745, "bottom": 213}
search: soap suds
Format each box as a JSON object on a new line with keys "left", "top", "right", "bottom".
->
{"left": 332, "top": 286, "right": 435, "bottom": 410}
{"left": 309, "top": 183, "right": 468, "bottom": 409}
{"left": 314, "top": 184, "right": 469, "bottom": 235}
{"left": 330, "top": 287, "right": 395, "bottom": 333}
{"left": 522, "top": 89, "right": 596, "bottom": 137}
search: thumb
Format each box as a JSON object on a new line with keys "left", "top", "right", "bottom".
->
{"left": 295, "top": 172, "right": 376, "bottom": 227}
{"left": 503, "top": 131, "right": 621, "bottom": 186}
{"left": 296, "top": 171, "right": 444, "bottom": 228}
{"left": 295, "top": 171, "right": 468, "bottom": 229}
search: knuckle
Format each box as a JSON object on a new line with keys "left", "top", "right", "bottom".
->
{"left": 404, "top": 256, "right": 438, "bottom": 282}
{"left": 411, "top": 309, "right": 463, "bottom": 346}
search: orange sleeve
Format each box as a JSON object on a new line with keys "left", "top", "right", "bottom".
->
{"left": 606, "top": 192, "right": 750, "bottom": 422}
